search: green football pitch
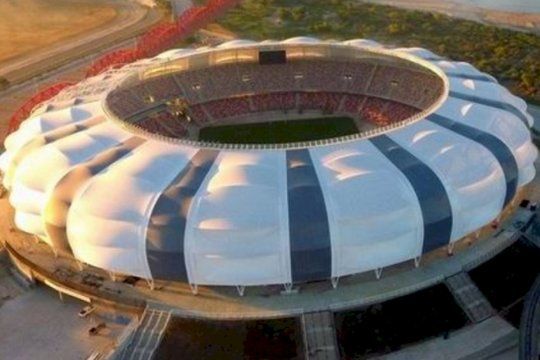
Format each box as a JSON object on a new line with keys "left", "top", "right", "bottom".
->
{"left": 198, "top": 116, "right": 359, "bottom": 144}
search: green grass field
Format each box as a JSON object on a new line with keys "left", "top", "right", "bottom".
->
{"left": 198, "top": 116, "right": 358, "bottom": 144}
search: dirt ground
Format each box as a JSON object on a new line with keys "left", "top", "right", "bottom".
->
{"left": 362, "top": 0, "right": 540, "bottom": 34}
{"left": 0, "top": 0, "right": 120, "bottom": 64}
{"left": 205, "top": 23, "right": 237, "bottom": 39}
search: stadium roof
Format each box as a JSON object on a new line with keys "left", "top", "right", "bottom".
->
{"left": 0, "top": 38, "right": 536, "bottom": 288}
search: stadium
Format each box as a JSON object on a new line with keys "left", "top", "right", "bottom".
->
{"left": 0, "top": 36, "right": 539, "bottom": 358}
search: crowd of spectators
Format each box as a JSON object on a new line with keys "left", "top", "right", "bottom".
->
{"left": 250, "top": 92, "right": 296, "bottom": 112}
{"left": 183, "top": 91, "right": 417, "bottom": 128}
{"left": 107, "top": 89, "right": 146, "bottom": 118}
{"left": 188, "top": 104, "right": 211, "bottom": 125}
{"left": 204, "top": 96, "right": 251, "bottom": 119}
{"left": 110, "top": 59, "right": 440, "bottom": 137}
{"left": 144, "top": 77, "right": 183, "bottom": 102}
{"left": 135, "top": 110, "right": 188, "bottom": 137}
{"left": 298, "top": 92, "right": 343, "bottom": 113}
{"left": 116, "top": 60, "right": 439, "bottom": 108}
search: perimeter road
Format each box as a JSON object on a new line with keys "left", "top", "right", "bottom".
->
{"left": 0, "top": 3, "right": 164, "bottom": 140}
{"left": 0, "top": 2, "right": 163, "bottom": 85}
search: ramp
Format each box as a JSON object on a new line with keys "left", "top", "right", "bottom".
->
{"left": 117, "top": 309, "right": 171, "bottom": 360}
{"left": 446, "top": 272, "right": 494, "bottom": 323}
{"left": 302, "top": 311, "right": 339, "bottom": 360}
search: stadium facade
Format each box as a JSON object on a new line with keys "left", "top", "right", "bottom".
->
{"left": 0, "top": 38, "right": 536, "bottom": 291}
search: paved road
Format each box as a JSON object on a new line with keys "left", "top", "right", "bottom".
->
{"left": 519, "top": 274, "right": 540, "bottom": 360}
{"left": 0, "top": 2, "right": 162, "bottom": 85}
{"left": 0, "top": 286, "right": 124, "bottom": 360}
{"left": 0, "top": 2, "right": 149, "bottom": 80}
{"left": 0, "top": 3, "right": 163, "bottom": 141}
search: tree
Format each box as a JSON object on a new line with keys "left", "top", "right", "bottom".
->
{"left": 290, "top": 6, "right": 306, "bottom": 22}
{"left": 0, "top": 77, "right": 9, "bottom": 91}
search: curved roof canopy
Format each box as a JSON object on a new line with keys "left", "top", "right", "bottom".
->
{"left": 0, "top": 38, "right": 536, "bottom": 288}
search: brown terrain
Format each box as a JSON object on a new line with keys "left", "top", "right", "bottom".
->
{"left": 0, "top": 0, "right": 163, "bottom": 141}
{"left": 484, "top": 11, "right": 540, "bottom": 31}
{"left": 0, "top": 0, "right": 119, "bottom": 64}
{"left": 362, "top": 0, "right": 540, "bottom": 34}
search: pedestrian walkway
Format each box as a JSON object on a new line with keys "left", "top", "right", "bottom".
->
{"left": 117, "top": 308, "right": 171, "bottom": 360}
{"left": 445, "top": 272, "right": 495, "bottom": 323}
{"left": 446, "top": 272, "right": 494, "bottom": 323}
{"left": 302, "top": 311, "right": 340, "bottom": 360}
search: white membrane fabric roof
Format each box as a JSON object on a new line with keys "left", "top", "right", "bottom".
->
{"left": 0, "top": 38, "right": 536, "bottom": 288}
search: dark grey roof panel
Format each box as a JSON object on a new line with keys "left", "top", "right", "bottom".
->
{"left": 449, "top": 91, "right": 529, "bottom": 128}
{"left": 147, "top": 149, "right": 219, "bottom": 282}
{"left": 446, "top": 73, "right": 496, "bottom": 83}
{"left": 428, "top": 113, "right": 518, "bottom": 207}
{"left": 370, "top": 135, "right": 453, "bottom": 253}
{"left": 286, "top": 149, "right": 332, "bottom": 283}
